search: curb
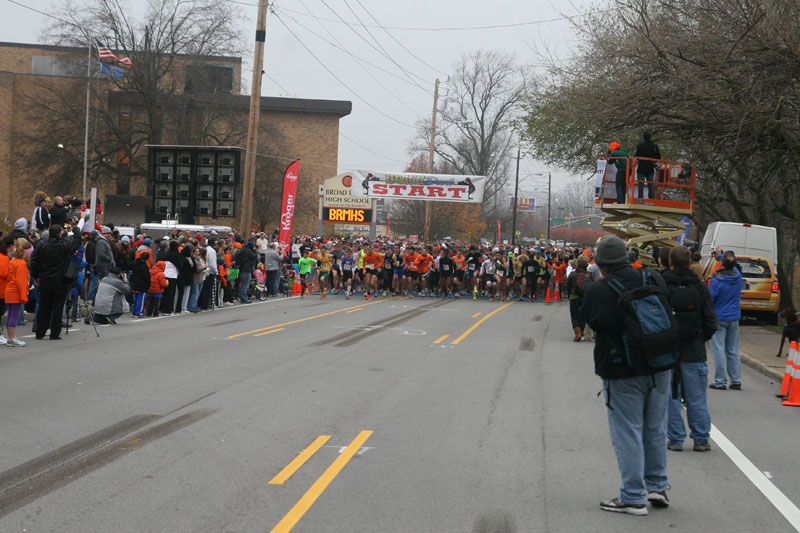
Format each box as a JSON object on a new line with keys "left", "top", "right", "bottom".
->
{"left": 740, "top": 350, "right": 783, "bottom": 382}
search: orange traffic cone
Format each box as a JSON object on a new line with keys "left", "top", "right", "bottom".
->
{"left": 554, "top": 283, "right": 561, "bottom": 301}
{"left": 544, "top": 286, "right": 552, "bottom": 303}
{"left": 291, "top": 274, "right": 302, "bottom": 295}
{"left": 779, "top": 341, "right": 797, "bottom": 398}
{"left": 782, "top": 362, "right": 800, "bottom": 406}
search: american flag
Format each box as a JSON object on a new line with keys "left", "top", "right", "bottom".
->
{"left": 95, "top": 38, "right": 133, "bottom": 66}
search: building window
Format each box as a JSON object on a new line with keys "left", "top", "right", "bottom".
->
{"left": 32, "top": 55, "right": 86, "bottom": 77}
{"left": 185, "top": 64, "right": 234, "bottom": 94}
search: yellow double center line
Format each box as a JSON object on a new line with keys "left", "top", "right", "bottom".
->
{"left": 270, "top": 431, "right": 373, "bottom": 533}
{"left": 228, "top": 298, "right": 405, "bottom": 339}
{"left": 450, "top": 301, "right": 515, "bottom": 344}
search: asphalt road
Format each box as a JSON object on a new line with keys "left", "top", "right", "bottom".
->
{"left": 1, "top": 295, "right": 799, "bottom": 532}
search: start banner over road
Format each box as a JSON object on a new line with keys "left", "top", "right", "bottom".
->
{"left": 350, "top": 170, "right": 486, "bottom": 203}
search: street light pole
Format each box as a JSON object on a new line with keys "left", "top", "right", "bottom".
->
{"left": 511, "top": 147, "right": 520, "bottom": 245}
{"left": 546, "top": 172, "right": 552, "bottom": 243}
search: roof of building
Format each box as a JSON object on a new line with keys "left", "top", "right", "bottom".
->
{"left": 109, "top": 91, "right": 353, "bottom": 118}
{"left": 0, "top": 41, "right": 242, "bottom": 63}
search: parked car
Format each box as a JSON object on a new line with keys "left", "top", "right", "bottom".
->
{"left": 702, "top": 254, "right": 779, "bottom": 324}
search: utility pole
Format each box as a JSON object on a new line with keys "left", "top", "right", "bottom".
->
{"left": 239, "top": 0, "right": 269, "bottom": 236}
{"left": 423, "top": 78, "right": 439, "bottom": 244}
{"left": 546, "top": 172, "right": 552, "bottom": 243}
{"left": 511, "top": 147, "right": 520, "bottom": 245}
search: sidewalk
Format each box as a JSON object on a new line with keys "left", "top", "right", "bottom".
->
{"left": 738, "top": 323, "right": 785, "bottom": 382}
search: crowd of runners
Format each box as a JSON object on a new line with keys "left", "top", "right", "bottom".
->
{"left": 0, "top": 206, "right": 608, "bottom": 348}
{"left": 288, "top": 236, "right": 585, "bottom": 303}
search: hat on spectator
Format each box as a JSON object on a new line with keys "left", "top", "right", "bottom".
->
{"left": 101, "top": 226, "right": 111, "bottom": 234}
{"left": 91, "top": 230, "right": 98, "bottom": 236}
{"left": 595, "top": 236, "right": 629, "bottom": 268}
{"left": 143, "top": 237, "right": 153, "bottom": 244}
{"left": 121, "top": 236, "right": 130, "bottom": 243}
{"left": 14, "top": 218, "right": 27, "bottom": 231}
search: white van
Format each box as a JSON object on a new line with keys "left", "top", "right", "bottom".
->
{"left": 700, "top": 222, "right": 778, "bottom": 268}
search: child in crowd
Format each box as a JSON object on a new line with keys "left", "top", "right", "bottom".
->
{"left": 146, "top": 260, "right": 168, "bottom": 317}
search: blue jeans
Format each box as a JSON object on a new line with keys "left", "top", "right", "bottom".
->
{"left": 667, "top": 362, "right": 711, "bottom": 445}
{"left": 637, "top": 170, "right": 655, "bottom": 199}
{"left": 615, "top": 169, "right": 627, "bottom": 204}
{"left": 266, "top": 269, "right": 279, "bottom": 296}
{"left": 603, "top": 371, "right": 671, "bottom": 505}
{"left": 239, "top": 271, "right": 252, "bottom": 303}
{"left": 87, "top": 271, "right": 99, "bottom": 301}
{"left": 188, "top": 283, "right": 202, "bottom": 311}
{"left": 711, "top": 320, "right": 741, "bottom": 386}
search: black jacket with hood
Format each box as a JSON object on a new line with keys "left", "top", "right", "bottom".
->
{"left": 661, "top": 267, "right": 717, "bottom": 363}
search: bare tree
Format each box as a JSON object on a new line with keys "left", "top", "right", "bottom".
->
{"left": 521, "top": 0, "right": 800, "bottom": 306}
{"left": 410, "top": 50, "right": 529, "bottom": 226}
{"left": 17, "top": 0, "right": 246, "bottom": 197}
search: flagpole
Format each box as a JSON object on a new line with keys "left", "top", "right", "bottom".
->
{"left": 82, "top": 35, "right": 91, "bottom": 201}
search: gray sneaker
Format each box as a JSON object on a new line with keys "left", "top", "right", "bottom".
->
{"left": 600, "top": 498, "right": 647, "bottom": 516}
{"left": 667, "top": 442, "right": 683, "bottom": 451}
{"left": 647, "top": 491, "right": 669, "bottom": 508}
{"left": 693, "top": 440, "right": 711, "bottom": 452}
{"left": 6, "top": 338, "right": 26, "bottom": 347}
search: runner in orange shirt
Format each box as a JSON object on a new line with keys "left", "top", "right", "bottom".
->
{"left": 362, "top": 245, "right": 383, "bottom": 300}
{"left": 404, "top": 247, "right": 418, "bottom": 296}
{"left": 413, "top": 248, "right": 436, "bottom": 296}
{"left": 452, "top": 249, "right": 466, "bottom": 296}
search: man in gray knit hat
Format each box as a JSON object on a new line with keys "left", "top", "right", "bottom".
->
{"left": 581, "top": 236, "right": 672, "bottom": 516}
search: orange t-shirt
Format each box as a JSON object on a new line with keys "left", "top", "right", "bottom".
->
{"left": 5, "top": 257, "right": 29, "bottom": 304}
{"left": 405, "top": 253, "right": 417, "bottom": 271}
{"left": 363, "top": 252, "right": 382, "bottom": 270}
{"left": 414, "top": 255, "right": 435, "bottom": 273}
{"left": 0, "top": 253, "right": 9, "bottom": 297}
{"left": 453, "top": 255, "right": 465, "bottom": 270}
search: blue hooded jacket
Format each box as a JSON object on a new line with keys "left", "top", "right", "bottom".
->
{"left": 708, "top": 268, "right": 742, "bottom": 321}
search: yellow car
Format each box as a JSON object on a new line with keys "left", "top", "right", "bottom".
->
{"left": 702, "top": 255, "right": 779, "bottom": 324}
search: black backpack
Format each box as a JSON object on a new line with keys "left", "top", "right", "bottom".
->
{"left": 603, "top": 270, "right": 682, "bottom": 372}
{"left": 575, "top": 270, "right": 594, "bottom": 296}
{"left": 667, "top": 280, "right": 705, "bottom": 342}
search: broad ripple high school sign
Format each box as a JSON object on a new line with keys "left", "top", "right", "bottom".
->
{"left": 349, "top": 171, "right": 486, "bottom": 203}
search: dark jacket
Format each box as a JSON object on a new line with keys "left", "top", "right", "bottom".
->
{"left": 662, "top": 267, "right": 717, "bottom": 363}
{"left": 234, "top": 247, "right": 259, "bottom": 274}
{"left": 33, "top": 206, "right": 50, "bottom": 231}
{"left": 565, "top": 267, "right": 592, "bottom": 300}
{"left": 709, "top": 268, "right": 743, "bottom": 321}
{"left": 84, "top": 239, "right": 96, "bottom": 265}
{"left": 50, "top": 203, "right": 68, "bottom": 226}
{"left": 635, "top": 140, "right": 661, "bottom": 174}
{"left": 581, "top": 264, "right": 670, "bottom": 379}
{"left": 94, "top": 237, "right": 113, "bottom": 267}
{"left": 130, "top": 258, "right": 152, "bottom": 292}
{"left": 31, "top": 235, "right": 79, "bottom": 290}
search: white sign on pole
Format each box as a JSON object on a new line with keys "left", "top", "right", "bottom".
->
{"left": 88, "top": 187, "right": 98, "bottom": 231}
{"left": 350, "top": 170, "right": 486, "bottom": 203}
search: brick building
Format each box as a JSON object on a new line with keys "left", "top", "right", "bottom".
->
{"left": 0, "top": 41, "right": 351, "bottom": 234}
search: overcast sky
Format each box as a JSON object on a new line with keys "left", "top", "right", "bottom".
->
{"left": 3, "top": 0, "right": 595, "bottom": 201}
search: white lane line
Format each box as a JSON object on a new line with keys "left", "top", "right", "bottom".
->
{"left": 711, "top": 423, "right": 800, "bottom": 531}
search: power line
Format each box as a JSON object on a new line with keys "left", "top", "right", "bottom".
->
{"left": 277, "top": 8, "right": 431, "bottom": 95}
{"left": 272, "top": 11, "right": 417, "bottom": 129}
{"left": 352, "top": 0, "right": 448, "bottom": 76}
{"left": 316, "top": 0, "right": 430, "bottom": 90}
{"left": 339, "top": 132, "right": 408, "bottom": 165}
{"left": 288, "top": 2, "right": 428, "bottom": 110}
{"left": 339, "top": 0, "right": 432, "bottom": 86}
{"left": 276, "top": 5, "right": 610, "bottom": 32}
